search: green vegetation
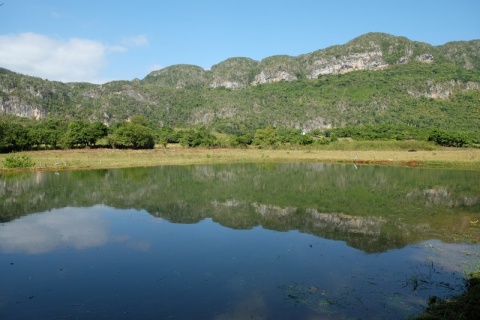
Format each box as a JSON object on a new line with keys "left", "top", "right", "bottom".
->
{"left": 0, "top": 161, "right": 478, "bottom": 318}
{"left": 428, "top": 129, "right": 472, "bottom": 147}
{"left": 1, "top": 32, "right": 478, "bottom": 318}
{"left": 415, "top": 273, "right": 480, "bottom": 320}
{"left": 253, "top": 126, "right": 280, "bottom": 148}
{"left": 0, "top": 115, "right": 158, "bottom": 151}
{"left": 1, "top": 33, "right": 479, "bottom": 142}
{"left": 2, "top": 154, "right": 35, "bottom": 168}
{"left": 0, "top": 32, "right": 479, "bottom": 182}
{"left": 110, "top": 117, "right": 155, "bottom": 149}
{"left": 1, "top": 162, "right": 479, "bottom": 248}
{"left": 62, "top": 120, "right": 108, "bottom": 148}
{"left": 0, "top": 118, "right": 31, "bottom": 152}
{"left": 179, "top": 126, "right": 219, "bottom": 147}
{"left": 0, "top": 114, "right": 478, "bottom": 153}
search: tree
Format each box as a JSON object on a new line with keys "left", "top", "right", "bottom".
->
{"left": 88, "top": 121, "right": 108, "bottom": 146}
{"left": 180, "top": 126, "right": 218, "bottom": 147}
{"left": 62, "top": 120, "right": 108, "bottom": 149}
{"left": 230, "top": 132, "right": 254, "bottom": 148}
{"left": 111, "top": 123, "right": 155, "bottom": 149}
{"left": 30, "top": 118, "right": 66, "bottom": 149}
{"left": 278, "top": 129, "right": 314, "bottom": 145}
{"left": 428, "top": 129, "right": 471, "bottom": 147}
{"left": 129, "top": 116, "right": 151, "bottom": 127}
{"left": 155, "top": 126, "right": 179, "bottom": 144}
{"left": 253, "top": 126, "right": 279, "bottom": 148}
{"left": 62, "top": 120, "right": 90, "bottom": 148}
{"left": 0, "top": 121, "right": 31, "bottom": 152}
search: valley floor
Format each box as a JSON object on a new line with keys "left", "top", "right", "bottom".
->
{"left": 1, "top": 146, "right": 480, "bottom": 172}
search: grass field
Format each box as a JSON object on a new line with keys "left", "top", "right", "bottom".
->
{"left": 1, "top": 143, "right": 480, "bottom": 172}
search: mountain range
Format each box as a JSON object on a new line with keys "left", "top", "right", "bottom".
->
{"left": 1, "top": 32, "right": 479, "bottom": 134}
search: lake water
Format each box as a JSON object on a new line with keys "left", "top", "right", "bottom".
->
{"left": 0, "top": 163, "right": 479, "bottom": 319}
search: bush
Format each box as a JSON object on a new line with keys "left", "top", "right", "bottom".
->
{"left": 155, "top": 127, "right": 179, "bottom": 143}
{"left": 3, "top": 154, "right": 35, "bottom": 168}
{"left": 253, "top": 126, "right": 280, "bottom": 148}
{"left": 428, "top": 129, "right": 471, "bottom": 147}
{"left": 180, "top": 126, "right": 218, "bottom": 147}
{"left": 230, "top": 132, "right": 254, "bottom": 148}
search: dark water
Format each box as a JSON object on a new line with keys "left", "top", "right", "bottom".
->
{"left": 0, "top": 163, "right": 479, "bottom": 319}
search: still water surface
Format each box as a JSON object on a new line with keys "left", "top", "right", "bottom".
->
{"left": 1, "top": 163, "right": 479, "bottom": 319}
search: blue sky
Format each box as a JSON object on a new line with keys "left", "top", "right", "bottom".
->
{"left": 1, "top": 0, "right": 479, "bottom": 83}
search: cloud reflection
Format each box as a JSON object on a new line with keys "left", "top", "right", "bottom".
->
{"left": 0, "top": 206, "right": 109, "bottom": 254}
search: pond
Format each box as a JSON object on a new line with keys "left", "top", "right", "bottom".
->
{"left": 0, "top": 163, "right": 479, "bottom": 319}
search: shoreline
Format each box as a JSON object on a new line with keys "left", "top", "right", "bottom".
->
{"left": 1, "top": 147, "right": 480, "bottom": 173}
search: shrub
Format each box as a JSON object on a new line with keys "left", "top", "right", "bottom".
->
{"left": 180, "top": 126, "right": 218, "bottom": 147}
{"left": 428, "top": 129, "right": 471, "bottom": 147}
{"left": 230, "top": 132, "right": 254, "bottom": 148}
{"left": 3, "top": 154, "right": 35, "bottom": 168}
{"left": 253, "top": 126, "right": 280, "bottom": 148}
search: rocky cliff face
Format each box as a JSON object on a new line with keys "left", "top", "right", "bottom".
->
{"left": 0, "top": 72, "right": 56, "bottom": 120}
{"left": 305, "top": 51, "right": 388, "bottom": 79}
{"left": 407, "top": 80, "right": 480, "bottom": 99}
{"left": 142, "top": 33, "right": 479, "bottom": 90}
{"left": 1, "top": 33, "right": 479, "bottom": 125}
{"left": 0, "top": 97, "right": 45, "bottom": 119}
{"left": 250, "top": 55, "right": 301, "bottom": 85}
{"left": 209, "top": 57, "right": 258, "bottom": 89}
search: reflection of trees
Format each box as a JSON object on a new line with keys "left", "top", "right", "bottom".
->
{"left": 0, "top": 163, "right": 479, "bottom": 252}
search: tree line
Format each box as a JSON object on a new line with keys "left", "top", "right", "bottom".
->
{"left": 0, "top": 115, "right": 318, "bottom": 152}
{"left": 0, "top": 115, "right": 155, "bottom": 152}
{"left": 0, "top": 115, "right": 477, "bottom": 153}
{"left": 326, "top": 124, "right": 476, "bottom": 147}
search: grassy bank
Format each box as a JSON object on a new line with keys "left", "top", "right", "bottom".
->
{"left": 1, "top": 143, "right": 480, "bottom": 172}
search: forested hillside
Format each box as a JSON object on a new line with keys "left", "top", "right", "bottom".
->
{"left": 1, "top": 33, "right": 479, "bottom": 139}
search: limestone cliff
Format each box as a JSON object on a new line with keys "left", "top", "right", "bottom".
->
{"left": 250, "top": 55, "right": 302, "bottom": 85}
{"left": 209, "top": 57, "right": 258, "bottom": 89}
{"left": 0, "top": 97, "right": 45, "bottom": 119}
{"left": 141, "top": 33, "right": 479, "bottom": 90}
{"left": 1, "top": 33, "right": 479, "bottom": 130}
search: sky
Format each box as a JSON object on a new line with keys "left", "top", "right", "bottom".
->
{"left": 0, "top": 0, "right": 479, "bottom": 84}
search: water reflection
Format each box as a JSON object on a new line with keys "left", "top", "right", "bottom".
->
{"left": 0, "top": 206, "right": 109, "bottom": 254}
{"left": 0, "top": 163, "right": 479, "bottom": 318}
{"left": 0, "top": 206, "right": 478, "bottom": 319}
{"left": 1, "top": 163, "right": 479, "bottom": 252}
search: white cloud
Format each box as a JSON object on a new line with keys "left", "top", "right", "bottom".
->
{"left": 108, "top": 44, "right": 128, "bottom": 53}
{"left": 0, "top": 32, "right": 108, "bottom": 83}
{"left": 0, "top": 206, "right": 154, "bottom": 254}
{"left": 122, "top": 35, "right": 149, "bottom": 47}
{"left": 0, "top": 206, "right": 109, "bottom": 254}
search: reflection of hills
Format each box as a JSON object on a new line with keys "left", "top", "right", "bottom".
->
{"left": 1, "top": 163, "right": 479, "bottom": 253}
{"left": 308, "top": 209, "right": 385, "bottom": 236}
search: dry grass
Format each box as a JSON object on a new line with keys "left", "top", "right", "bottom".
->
{"left": 1, "top": 146, "right": 480, "bottom": 172}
